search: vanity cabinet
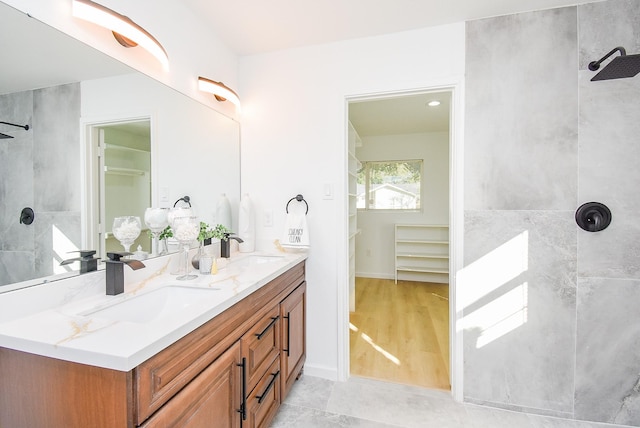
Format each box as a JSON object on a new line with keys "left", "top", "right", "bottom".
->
{"left": 280, "top": 281, "right": 306, "bottom": 398}
{"left": 0, "top": 261, "right": 306, "bottom": 428}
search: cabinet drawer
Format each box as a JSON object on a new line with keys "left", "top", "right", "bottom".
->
{"left": 245, "top": 358, "right": 281, "bottom": 428}
{"left": 241, "top": 303, "right": 280, "bottom": 395}
{"left": 141, "top": 341, "right": 242, "bottom": 428}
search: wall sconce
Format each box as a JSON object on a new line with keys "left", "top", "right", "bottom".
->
{"left": 198, "top": 77, "right": 241, "bottom": 108}
{"left": 72, "top": 0, "right": 169, "bottom": 70}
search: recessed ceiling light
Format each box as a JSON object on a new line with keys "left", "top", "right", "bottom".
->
{"left": 427, "top": 100, "right": 441, "bottom": 107}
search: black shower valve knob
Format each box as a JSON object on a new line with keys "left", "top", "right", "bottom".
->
{"left": 19, "top": 207, "right": 35, "bottom": 225}
{"left": 575, "top": 202, "right": 611, "bottom": 232}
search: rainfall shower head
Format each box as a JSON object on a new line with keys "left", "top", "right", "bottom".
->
{"left": 589, "top": 47, "right": 640, "bottom": 81}
{"left": 0, "top": 121, "right": 30, "bottom": 139}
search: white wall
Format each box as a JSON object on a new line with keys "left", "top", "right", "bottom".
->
{"left": 355, "top": 132, "right": 449, "bottom": 279}
{"left": 2, "top": 0, "right": 239, "bottom": 119}
{"left": 239, "top": 25, "right": 465, "bottom": 379}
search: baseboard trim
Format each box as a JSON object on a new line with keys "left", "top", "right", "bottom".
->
{"left": 302, "top": 363, "right": 338, "bottom": 381}
{"left": 354, "top": 272, "right": 394, "bottom": 280}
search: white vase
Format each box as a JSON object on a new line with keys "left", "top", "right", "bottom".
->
{"left": 238, "top": 193, "right": 255, "bottom": 253}
{"left": 216, "top": 193, "right": 232, "bottom": 230}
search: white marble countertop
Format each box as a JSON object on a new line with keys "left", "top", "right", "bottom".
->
{"left": 0, "top": 250, "right": 307, "bottom": 372}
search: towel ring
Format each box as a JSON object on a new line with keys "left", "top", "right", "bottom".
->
{"left": 173, "top": 195, "right": 191, "bottom": 207}
{"left": 286, "top": 194, "right": 309, "bottom": 215}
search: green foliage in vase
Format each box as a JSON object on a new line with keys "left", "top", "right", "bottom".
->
{"left": 198, "top": 222, "right": 231, "bottom": 241}
{"left": 158, "top": 225, "right": 173, "bottom": 240}
{"left": 211, "top": 224, "right": 231, "bottom": 241}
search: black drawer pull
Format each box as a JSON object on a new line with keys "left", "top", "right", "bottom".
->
{"left": 256, "top": 370, "right": 280, "bottom": 404}
{"left": 255, "top": 316, "right": 279, "bottom": 340}
{"left": 236, "top": 358, "right": 247, "bottom": 420}
{"left": 283, "top": 312, "right": 291, "bottom": 356}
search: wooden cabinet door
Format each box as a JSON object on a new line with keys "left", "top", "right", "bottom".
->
{"left": 280, "top": 281, "right": 306, "bottom": 398}
{"left": 141, "top": 341, "right": 242, "bottom": 428}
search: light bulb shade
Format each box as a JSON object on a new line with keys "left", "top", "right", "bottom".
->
{"left": 72, "top": 0, "right": 169, "bottom": 70}
{"left": 198, "top": 76, "right": 241, "bottom": 108}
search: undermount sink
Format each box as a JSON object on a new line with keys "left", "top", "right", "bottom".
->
{"left": 230, "top": 254, "right": 285, "bottom": 267}
{"left": 80, "top": 286, "right": 219, "bottom": 323}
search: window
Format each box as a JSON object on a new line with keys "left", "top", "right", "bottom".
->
{"left": 357, "top": 160, "right": 422, "bottom": 210}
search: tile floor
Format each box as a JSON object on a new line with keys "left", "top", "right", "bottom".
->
{"left": 270, "top": 375, "right": 634, "bottom": 428}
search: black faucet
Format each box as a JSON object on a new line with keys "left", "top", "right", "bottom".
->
{"left": 60, "top": 250, "right": 99, "bottom": 273}
{"left": 220, "top": 233, "right": 244, "bottom": 258}
{"left": 105, "top": 252, "right": 145, "bottom": 295}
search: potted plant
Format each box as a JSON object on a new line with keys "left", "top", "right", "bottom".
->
{"left": 193, "top": 223, "right": 230, "bottom": 268}
{"left": 157, "top": 225, "right": 173, "bottom": 255}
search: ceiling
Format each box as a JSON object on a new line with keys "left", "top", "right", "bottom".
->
{"left": 181, "top": 0, "right": 600, "bottom": 56}
{"left": 181, "top": 0, "right": 599, "bottom": 136}
{"left": 2, "top": 0, "right": 601, "bottom": 137}
{"left": 349, "top": 92, "right": 451, "bottom": 137}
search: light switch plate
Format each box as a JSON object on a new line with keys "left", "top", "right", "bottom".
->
{"left": 160, "top": 187, "right": 169, "bottom": 203}
{"left": 323, "top": 183, "right": 333, "bottom": 200}
{"left": 263, "top": 209, "right": 273, "bottom": 227}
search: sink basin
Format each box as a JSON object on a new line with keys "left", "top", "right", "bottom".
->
{"left": 230, "top": 254, "right": 285, "bottom": 267}
{"left": 80, "top": 286, "right": 219, "bottom": 323}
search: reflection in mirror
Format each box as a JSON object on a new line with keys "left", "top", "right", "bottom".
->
{"left": 87, "top": 119, "right": 152, "bottom": 257}
{"left": 0, "top": 2, "right": 240, "bottom": 292}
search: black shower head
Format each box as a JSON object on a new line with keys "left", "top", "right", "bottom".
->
{"left": 0, "top": 132, "right": 13, "bottom": 139}
{"left": 589, "top": 47, "right": 640, "bottom": 81}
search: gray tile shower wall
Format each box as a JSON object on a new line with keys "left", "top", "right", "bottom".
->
{"left": 463, "top": 210, "right": 577, "bottom": 417}
{"left": 0, "top": 83, "right": 81, "bottom": 285}
{"left": 575, "top": 278, "right": 640, "bottom": 425}
{"left": 464, "top": 7, "right": 579, "bottom": 212}
{"left": 573, "top": 2, "right": 640, "bottom": 425}
{"left": 0, "top": 90, "right": 35, "bottom": 286}
{"left": 464, "top": 1, "right": 640, "bottom": 426}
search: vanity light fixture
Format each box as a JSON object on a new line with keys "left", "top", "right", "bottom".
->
{"left": 71, "top": 0, "right": 169, "bottom": 70}
{"left": 198, "top": 77, "right": 241, "bottom": 109}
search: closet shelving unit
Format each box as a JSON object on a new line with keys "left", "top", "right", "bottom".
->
{"left": 394, "top": 224, "right": 449, "bottom": 284}
{"left": 104, "top": 144, "right": 149, "bottom": 176}
{"left": 348, "top": 122, "right": 361, "bottom": 311}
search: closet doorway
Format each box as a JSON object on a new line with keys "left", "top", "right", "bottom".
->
{"left": 84, "top": 118, "right": 152, "bottom": 259}
{"left": 347, "top": 90, "right": 452, "bottom": 390}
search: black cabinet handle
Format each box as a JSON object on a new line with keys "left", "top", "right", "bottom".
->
{"left": 255, "top": 316, "right": 279, "bottom": 340}
{"left": 236, "top": 357, "right": 247, "bottom": 421}
{"left": 256, "top": 370, "right": 280, "bottom": 404}
{"left": 283, "top": 312, "right": 291, "bottom": 356}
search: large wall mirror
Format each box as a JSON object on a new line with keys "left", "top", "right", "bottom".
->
{"left": 0, "top": 2, "right": 241, "bottom": 292}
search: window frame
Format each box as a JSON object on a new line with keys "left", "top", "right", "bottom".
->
{"left": 357, "top": 159, "right": 423, "bottom": 212}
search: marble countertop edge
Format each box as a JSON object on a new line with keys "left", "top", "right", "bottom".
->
{"left": 0, "top": 251, "right": 307, "bottom": 372}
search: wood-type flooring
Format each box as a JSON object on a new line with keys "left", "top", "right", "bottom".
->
{"left": 349, "top": 277, "right": 450, "bottom": 390}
